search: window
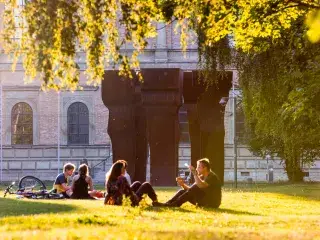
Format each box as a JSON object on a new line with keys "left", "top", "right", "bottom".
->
{"left": 11, "top": 102, "right": 33, "bottom": 145}
{"left": 241, "top": 172, "right": 250, "bottom": 177}
{"left": 236, "top": 106, "right": 246, "bottom": 144}
{"left": 67, "top": 102, "right": 89, "bottom": 145}
{"left": 179, "top": 106, "right": 190, "bottom": 143}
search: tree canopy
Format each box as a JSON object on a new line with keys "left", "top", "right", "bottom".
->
{"left": 237, "top": 18, "right": 320, "bottom": 181}
{"left": 0, "top": 0, "right": 319, "bottom": 90}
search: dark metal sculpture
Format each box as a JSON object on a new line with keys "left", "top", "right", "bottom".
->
{"left": 102, "top": 69, "right": 231, "bottom": 185}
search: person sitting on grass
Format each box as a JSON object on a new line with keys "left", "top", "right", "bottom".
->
{"left": 71, "top": 164, "right": 103, "bottom": 199}
{"left": 106, "top": 159, "right": 132, "bottom": 185}
{"left": 159, "top": 158, "right": 222, "bottom": 208}
{"left": 119, "top": 160, "right": 132, "bottom": 185}
{"left": 53, "top": 163, "right": 75, "bottom": 198}
{"left": 104, "top": 161, "right": 161, "bottom": 206}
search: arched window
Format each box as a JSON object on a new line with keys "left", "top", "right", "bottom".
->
{"left": 67, "top": 102, "right": 89, "bottom": 145}
{"left": 11, "top": 102, "right": 33, "bottom": 145}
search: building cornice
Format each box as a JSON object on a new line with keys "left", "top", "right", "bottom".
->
{"left": 3, "top": 85, "right": 99, "bottom": 91}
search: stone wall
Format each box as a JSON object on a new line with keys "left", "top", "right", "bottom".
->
{"left": 2, "top": 144, "right": 319, "bottom": 182}
{"left": 1, "top": 145, "right": 110, "bottom": 181}
{"left": 223, "top": 144, "right": 320, "bottom": 182}
{"left": 0, "top": 74, "right": 110, "bottom": 147}
{"left": 178, "top": 144, "right": 320, "bottom": 182}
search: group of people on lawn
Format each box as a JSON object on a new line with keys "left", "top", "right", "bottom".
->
{"left": 53, "top": 158, "right": 222, "bottom": 208}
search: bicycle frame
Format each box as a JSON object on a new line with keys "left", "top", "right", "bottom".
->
{"left": 3, "top": 182, "right": 17, "bottom": 197}
{"left": 3, "top": 182, "right": 63, "bottom": 199}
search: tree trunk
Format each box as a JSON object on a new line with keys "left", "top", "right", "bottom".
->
{"left": 284, "top": 157, "right": 304, "bottom": 182}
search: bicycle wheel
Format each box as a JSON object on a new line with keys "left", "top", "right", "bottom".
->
{"left": 18, "top": 176, "right": 46, "bottom": 191}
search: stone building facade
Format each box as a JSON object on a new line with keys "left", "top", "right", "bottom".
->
{"left": 0, "top": 4, "right": 319, "bottom": 183}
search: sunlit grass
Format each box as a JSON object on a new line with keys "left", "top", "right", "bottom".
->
{"left": 0, "top": 183, "right": 319, "bottom": 239}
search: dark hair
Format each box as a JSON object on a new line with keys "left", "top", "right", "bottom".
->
{"left": 107, "top": 161, "right": 124, "bottom": 182}
{"left": 63, "top": 163, "right": 75, "bottom": 173}
{"left": 197, "top": 158, "right": 211, "bottom": 170}
{"left": 78, "top": 164, "right": 88, "bottom": 177}
{"left": 80, "top": 158, "right": 88, "bottom": 165}
{"left": 116, "top": 160, "right": 128, "bottom": 169}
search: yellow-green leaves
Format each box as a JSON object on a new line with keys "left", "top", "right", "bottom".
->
{"left": 306, "top": 10, "right": 320, "bottom": 43}
{"left": 1, "top": 0, "right": 161, "bottom": 91}
{"left": 1, "top": 0, "right": 320, "bottom": 90}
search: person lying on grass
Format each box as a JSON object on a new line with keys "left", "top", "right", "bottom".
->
{"left": 71, "top": 164, "right": 103, "bottom": 199}
{"left": 104, "top": 160, "right": 161, "bottom": 206}
{"left": 158, "top": 158, "right": 222, "bottom": 208}
{"left": 53, "top": 163, "right": 75, "bottom": 198}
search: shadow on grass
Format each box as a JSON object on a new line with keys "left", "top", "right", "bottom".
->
{"left": 144, "top": 206, "right": 193, "bottom": 213}
{"left": 206, "top": 207, "right": 261, "bottom": 216}
{"left": 145, "top": 206, "right": 259, "bottom": 215}
{"left": 0, "top": 198, "right": 78, "bottom": 218}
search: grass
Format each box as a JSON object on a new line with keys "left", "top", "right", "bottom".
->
{"left": 0, "top": 183, "right": 319, "bottom": 239}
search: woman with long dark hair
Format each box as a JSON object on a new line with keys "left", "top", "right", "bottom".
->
{"left": 104, "top": 161, "right": 160, "bottom": 206}
{"left": 71, "top": 164, "right": 102, "bottom": 199}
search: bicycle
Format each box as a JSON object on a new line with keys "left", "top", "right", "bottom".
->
{"left": 3, "top": 175, "right": 64, "bottom": 199}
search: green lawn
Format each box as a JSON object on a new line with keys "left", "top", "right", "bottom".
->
{"left": 0, "top": 183, "right": 319, "bottom": 239}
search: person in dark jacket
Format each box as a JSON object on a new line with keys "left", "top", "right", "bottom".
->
{"left": 104, "top": 161, "right": 161, "bottom": 206}
{"left": 161, "top": 158, "right": 222, "bottom": 208}
{"left": 71, "top": 164, "right": 101, "bottom": 199}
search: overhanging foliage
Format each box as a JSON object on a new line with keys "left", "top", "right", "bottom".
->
{"left": 0, "top": 0, "right": 319, "bottom": 90}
